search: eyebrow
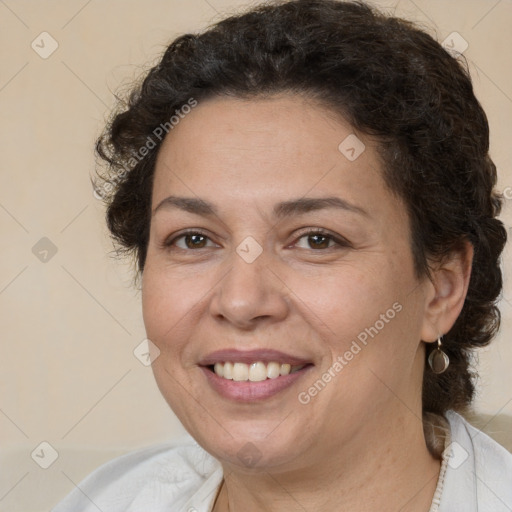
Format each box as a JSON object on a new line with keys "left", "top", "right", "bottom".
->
{"left": 153, "top": 196, "right": 216, "bottom": 217}
{"left": 152, "top": 195, "right": 369, "bottom": 218}
{"left": 273, "top": 196, "right": 369, "bottom": 218}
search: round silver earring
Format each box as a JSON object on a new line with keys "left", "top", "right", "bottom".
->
{"left": 428, "top": 336, "right": 450, "bottom": 374}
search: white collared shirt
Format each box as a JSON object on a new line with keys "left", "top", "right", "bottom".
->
{"left": 52, "top": 411, "right": 512, "bottom": 512}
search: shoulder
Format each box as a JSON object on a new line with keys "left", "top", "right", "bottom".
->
{"left": 441, "top": 410, "right": 512, "bottom": 512}
{"left": 447, "top": 410, "right": 512, "bottom": 473}
{"left": 52, "top": 436, "right": 222, "bottom": 512}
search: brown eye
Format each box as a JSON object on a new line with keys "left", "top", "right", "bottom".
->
{"left": 294, "top": 230, "right": 348, "bottom": 250}
{"left": 183, "top": 233, "right": 208, "bottom": 249}
{"left": 306, "top": 234, "right": 331, "bottom": 249}
{"left": 164, "top": 231, "right": 217, "bottom": 251}
{"left": 295, "top": 232, "right": 342, "bottom": 250}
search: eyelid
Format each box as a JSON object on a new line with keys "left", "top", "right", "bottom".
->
{"left": 162, "top": 229, "right": 218, "bottom": 249}
{"left": 291, "top": 227, "right": 351, "bottom": 249}
{"left": 161, "top": 227, "right": 351, "bottom": 251}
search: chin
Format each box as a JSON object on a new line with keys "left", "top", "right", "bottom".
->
{"left": 188, "top": 419, "right": 311, "bottom": 472}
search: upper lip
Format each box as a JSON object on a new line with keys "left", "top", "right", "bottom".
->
{"left": 199, "top": 349, "right": 313, "bottom": 366}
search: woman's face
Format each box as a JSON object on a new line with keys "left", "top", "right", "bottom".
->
{"left": 142, "top": 94, "right": 433, "bottom": 471}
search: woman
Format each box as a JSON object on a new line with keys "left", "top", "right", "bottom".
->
{"left": 53, "top": 0, "right": 511, "bottom": 510}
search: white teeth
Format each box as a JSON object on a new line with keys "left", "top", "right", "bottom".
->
{"left": 223, "top": 362, "right": 233, "bottom": 380}
{"left": 214, "top": 362, "right": 224, "bottom": 378}
{"left": 280, "top": 363, "right": 291, "bottom": 376}
{"left": 266, "top": 362, "right": 280, "bottom": 379}
{"left": 250, "top": 362, "right": 267, "bottom": 382}
{"left": 232, "top": 362, "right": 249, "bottom": 381}
{"left": 212, "top": 361, "right": 306, "bottom": 381}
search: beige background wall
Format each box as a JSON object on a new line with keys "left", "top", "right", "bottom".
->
{"left": 1, "top": 0, "right": 511, "bottom": 510}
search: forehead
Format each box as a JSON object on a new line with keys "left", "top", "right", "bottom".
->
{"left": 158, "top": 94, "right": 351, "bottom": 155}
{"left": 152, "top": 94, "right": 385, "bottom": 204}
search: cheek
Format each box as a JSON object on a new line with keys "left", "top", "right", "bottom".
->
{"left": 287, "top": 264, "right": 397, "bottom": 340}
{"left": 141, "top": 264, "right": 202, "bottom": 350}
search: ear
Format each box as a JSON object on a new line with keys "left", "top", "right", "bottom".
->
{"left": 420, "top": 240, "right": 474, "bottom": 343}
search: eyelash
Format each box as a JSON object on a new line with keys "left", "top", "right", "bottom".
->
{"left": 162, "top": 228, "right": 350, "bottom": 252}
{"left": 294, "top": 228, "right": 350, "bottom": 250}
{"left": 162, "top": 229, "right": 214, "bottom": 250}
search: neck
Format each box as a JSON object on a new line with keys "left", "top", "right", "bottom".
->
{"left": 214, "top": 411, "right": 441, "bottom": 512}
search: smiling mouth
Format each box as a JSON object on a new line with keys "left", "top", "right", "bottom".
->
{"left": 207, "top": 361, "right": 310, "bottom": 382}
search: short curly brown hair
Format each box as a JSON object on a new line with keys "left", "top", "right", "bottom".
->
{"left": 95, "top": 0, "right": 507, "bottom": 421}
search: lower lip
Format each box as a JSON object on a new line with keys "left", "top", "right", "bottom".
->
{"left": 201, "top": 366, "right": 313, "bottom": 402}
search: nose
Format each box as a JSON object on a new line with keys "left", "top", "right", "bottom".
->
{"left": 208, "top": 244, "right": 290, "bottom": 330}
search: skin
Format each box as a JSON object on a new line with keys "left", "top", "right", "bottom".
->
{"left": 142, "top": 94, "right": 473, "bottom": 511}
